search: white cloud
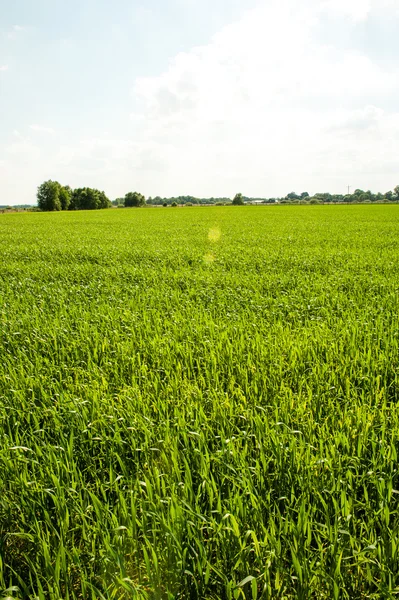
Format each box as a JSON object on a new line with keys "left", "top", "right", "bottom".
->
{"left": 6, "top": 139, "right": 40, "bottom": 159}
{"left": 7, "top": 25, "right": 26, "bottom": 40}
{"left": 321, "top": 0, "right": 399, "bottom": 21}
{"left": 6, "top": 131, "right": 41, "bottom": 160}
{"left": 0, "top": 65, "right": 8, "bottom": 72}
{"left": 321, "top": 0, "right": 372, "bottom": 21}
{"left": 124, "top": 0, "right": 399, "bottom": 196}
{"left": 329, "top": 105, "right": 385, "bottom": 133}
{"left": 29, "top": 124, "right": 55, "bottom": 134}
{"left": 3, "top": 0, "right": 399, "bottom": 203}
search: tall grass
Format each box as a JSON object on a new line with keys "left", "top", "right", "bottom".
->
{"left": 0, "top": 206, "right": 399, "bottom": 598}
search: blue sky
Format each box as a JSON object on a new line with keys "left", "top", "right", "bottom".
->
{"left": 1, "top": 0, "right": 399, "bottom": 204}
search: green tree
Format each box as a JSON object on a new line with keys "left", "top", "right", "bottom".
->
{"left": 124, "top": 191, "right": 146, "bottom": 207}
{"left": 232, "top": 193, "right": 244, "bottom": 205}
{"left": 37, "top": 180, "right": 62, "bottom": 211}
{"left": 98, "top": 191, "right": 111, "bottom": 209}
{"left": 59, "top": 185, "right": 72, "bottom": 210}
{"left": 287, "top": 191, "right": 300, "bottom": 200}
{"left": 385, "top": 191, "right": 394, "bottom": 201}
{"left": 71, "top": 188, "right": 111, "bottom": 210}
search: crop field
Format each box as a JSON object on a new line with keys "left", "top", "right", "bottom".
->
{"left": 1, "top": 205, "right": 399, "bottom": 599}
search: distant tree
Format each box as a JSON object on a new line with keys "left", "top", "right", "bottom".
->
{"left": 99, "top": 191, "right": 111, "bottom": 209}
{"left": 314, "top": 193, "right": 332, "bottom": 202}
{"left": 71, "top": 187, "right": 111, "bottom": 210}
{"left": 163, "top": 202, "right": 168, "bottom": 207}
{"left": 125, "top": 191, "right": 146, "bottom": 207}
{"left": 394, "top": 185, "right": 399, "bottom": 199}
{"left": 37, "top": 180, "right": 62, "bottom": 211}
{"left": 232, "top": 193, "right": 244, "bottom": 205}
{"left": 385, "top": 191, "right": 394, "bottom": 201}
{"left": 300, "top": 192, "right": 309, "bottom": 199}
{"left": 287, "top": 191, "right": 300, "bottom": 200}
{"left": 171, "top": 201, "right": 177, "bottom": 207}
{"left": 59, "top": 185, "right": 72, "bottom": 210}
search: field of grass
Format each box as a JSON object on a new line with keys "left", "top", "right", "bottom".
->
{"left": 0, "top": 205, "right": 399, "bottom": 599}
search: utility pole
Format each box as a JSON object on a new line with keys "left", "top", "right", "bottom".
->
{"left": 347, "top": 185, "right": 351, "bottom": 195}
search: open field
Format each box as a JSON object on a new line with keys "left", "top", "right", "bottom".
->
{"left": 1, "top": 205, "right": 399, "bottom": 599}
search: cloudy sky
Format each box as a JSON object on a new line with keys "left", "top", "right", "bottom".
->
{"left": 1, "top": 0, "right": 399, "bottom": 204}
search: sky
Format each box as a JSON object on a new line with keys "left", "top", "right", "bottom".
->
{"left": 1, "top": 0, "right": 399, "bottom": 204}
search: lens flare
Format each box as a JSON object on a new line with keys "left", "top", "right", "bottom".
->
{"left": 208, "top": 227, "right": 221, "bottom": 243}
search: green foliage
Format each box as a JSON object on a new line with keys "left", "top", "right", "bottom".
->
{"left": 37, "top": 181, "right": 110, "bottom": 211}
{"left": 124, "top": 191, "right": 146, "bottom": 207}
{"left": 59, "top": 185, "right": 72, "bottom": 211}
{"left": 1, "top": 206, "right": 399, "bottom": 598}
{"left": 106, "top": 186, "right": 399, "bottom": 207}
{"left": 71, "top": 187, "right": 111, "bottom": 210}
{"left": 232, "top": 192, "right": 244, "bottom": 205}
{"left": 171, "top": 201, "right": 177, "bottom": 207}
{"left": 36, "top": 180, "right": 62, "bottom": 211}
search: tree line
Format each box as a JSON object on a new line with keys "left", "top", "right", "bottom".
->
{"left": 114, "top": 188, "right": 399, "bottom": 206}
{"left": 37, "top": 181, "right": 111, "bottom": 211}
{"left": 278, "top": 187, "right": 399, "bottom": 204}
{"left": 37, "top": 182, "right": 147, "bottom": 211}
{"left": 37, "top": 180, "right": 399, "bottom": 211}
{"left": 112, "top": 192, "right": 243, "bottom": 207}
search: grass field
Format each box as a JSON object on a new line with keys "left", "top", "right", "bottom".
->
{"left": 1, "top": 205, "right": 399, "bottom": 599}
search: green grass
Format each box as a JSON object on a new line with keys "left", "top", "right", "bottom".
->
{"left": 0, "top": 205, "right": 399, "bottom": 599}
